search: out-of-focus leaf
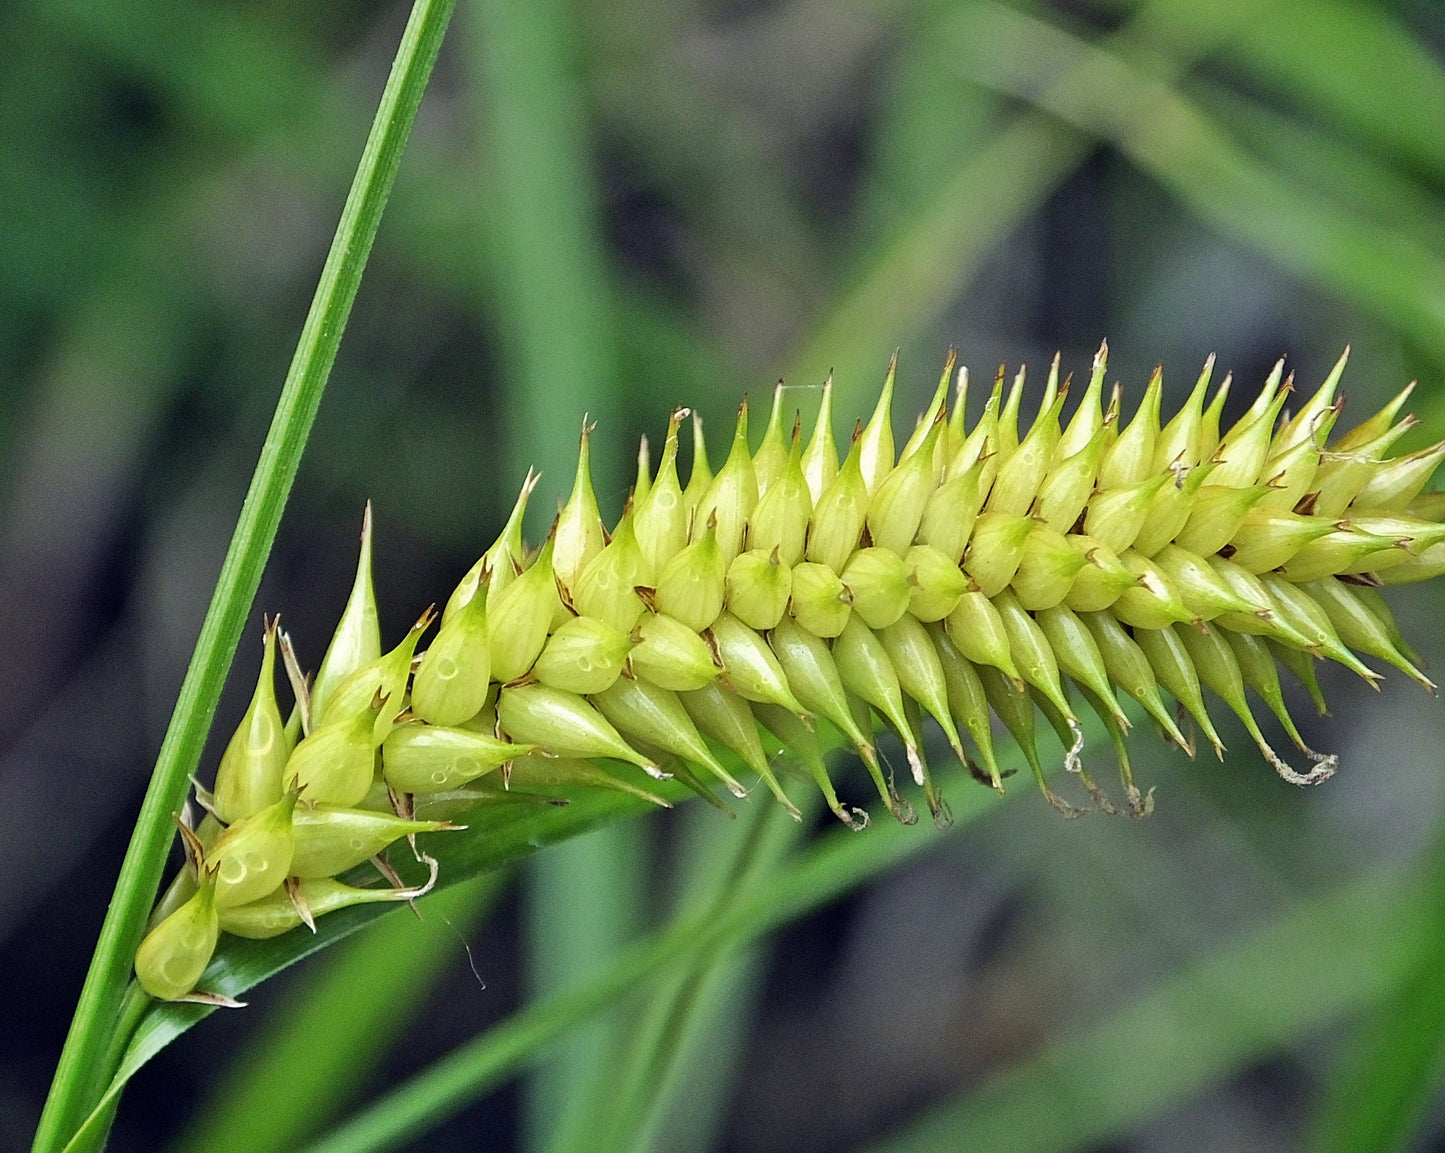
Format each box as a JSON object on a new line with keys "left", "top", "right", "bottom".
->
{"left": 860, "top": 865, "right": 1426, "bottom": 1153}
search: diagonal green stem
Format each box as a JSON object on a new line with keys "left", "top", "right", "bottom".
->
{"left": 31, "top": 2, "right": 456, "bottom": 1149}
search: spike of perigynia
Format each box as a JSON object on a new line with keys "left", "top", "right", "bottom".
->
{"left": 142, "top": 346, "right": 1445, "bottom": 977}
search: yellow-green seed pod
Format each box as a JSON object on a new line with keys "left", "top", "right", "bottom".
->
{"left": 1176, "top": 624, "right": 1335, "bottom": 784}
{"left": 489, "top": 538, "right": 561, "bottom": 683}
{"left": 534, "top": 615, "right": 632, "bottom": 695}
{"left": 654, "top": 518, "right": 727, "bottom": 632}
{"left": 1171, "top": 483, "right": 1271, "bottom": 557}
{"left": 219, "top": 874, "right": 432, "bottom": 940}
{"left": 290, "top": 804, "right": 455, "bottom": 878}
{"left": 749, "top": 422, "right": 812, "bottom": 565}
{"left": 1271, "top": 638, "right": 1330, "bottom": 716}
{"left": 1147, "top": 543, "right": 1266, "bottom": 620}
{"left": 726, "top": 547, "right": 793, "bottom": 631}
{"left": 978, "top": 665, "right": 1058, "bottom": 809}
{"left": 903, "top": 544, "right": 968, "bottom": 621}
{"left": 322, "top": 609, "right": 433, "bottom": 744}
{"left": 629, "top": 612, "right": 720, "bottom": 691}
{"left": 1226, "top": 630, "right": 1329, "bottom": 758}
{"left": 917, "top": 467, "right": 983, "bottom": 564}
{"left": 553, "top": 422, "right": 608, "bottom": 589}
{"left": 751, "top": 700, "right": 864, "bottom": 829}
{"left": 1131, "top": 625, "right": 1225, "bottom": 757}
{"left": 695, "top": 400, "right": 759, "bottom": 565}
{"left": 592, "top": 677, "right": 745, "bottom": 796}
{"left": 1226, "top": 507, "right": 1338, "bottom": 573}
{"left": 962, "top": 511, "right": 1034, "bottom": 598}
{"left": 840, "top": 547, "right": 911, "bottom": 630}
{"left": 1130, "top": 460, "right": 1215, "bottom": 557}
{"left": 753, "top": 383, "right": 790, "bottom": 495}
{"left": 857, "top": 352, "right": 897, "bottom": 494}
{"left": 866, "top": 409, "right": 944, "bottom": 553}
{"left": 286, "top": 705, "right": 379, "bottom": 808}
{"left": 497, "top": 682, "right": 659, "bottom": 774}
{"left": 412, "top": 580, "right": 491, "bottom": 727}
{"left": 1078, "top": 611, "right": 1192, "bottom": 750}
{"left": 504, "top": 753, "right": 672, "bottom": 808}
{"left": 1257, "top": 573, "right": 1390, "bottom": 683}
{"left": 1010, "top": 523, "right": 1088, "bottom": 611}
{"left": 382, "top": 721, "right": 533, "bottom": 794}
{"left": 634, "top": 409, "right": 690, "bottom": 575}
{"left": 1270, "top": 347, "right": 1347, "bottom": 457}
{"left": 1033, "top": 424, "right": 1107, "bottom": 535}
{"left": 311, "top": 505, "right": 382, "bottom": 731}
{"left": 1353, "top": 441, "right": 1445, "bottom": 511}
{"left": 1348, "top": 512, "right": 1445, "bottom": 557}
{"left": 1332, "top": 380, "right": 1415, "bottom": 453}
{"left": 1152, "top": 354, "right": 1214, "bottom": 471}
{"left": 1112, "top": 552, "right": 1197, "bottom": 631}
{"left": 1196, "top": 371, "right": 1233, "bottom": 465}
{"left": 1277, "top": 526, "right": 1411, "bottom": 583}
{"left": 1061, "top": 534, "right": 1137, "bottom": 612}
{"left": 833, "top": 614, "right": 923, "bottom": 781}
{"left": 992, "top": 386, "right": 1067, "bottom": 515}
{"left": 1098, "top": 366, "right": 1162, "bottom": 490}
{"left": 1033, "top": 604, "right": 1129, "bottom": 728}
{"left": 879, "top": 614, "right": 966, "bottom": 763}
{"left": 789, "top": 561, "right": 852, "bottom": 638}
{"left": 993, "top": 364, "right": 1026, "bottom": 469}
{"left": 1055, "top": 341, "right": 1108, "bottom": 460}
{"left": 206, "top": 792, "right": 297, "bottom": 909}
{"left": 1303, "top": 577, "right": 1434, "bottom": 690}
{"left": 571, "top": 511, "right": 650, "bottom": 632}
{"left": 214, "top": 620, "right": 289, "bottom": 825}
{"left": 768, "top": 615, "right": 876, "bottom": 765}
{"left": 1348, "top": 582, "right": 1420, "bottom": 658}
{"left": 992, "top": 589, "right": 1079, "bottom": 748}
{"left": 1204, "top": 555, "right": 1315, "bottom": 647}
{"left": 1312, "top": 416, "right": 1416, "bottom": 518}
{"left": 800, "top": 375, "right": 839, "bottom": 501}
{"left": 899, "top": 350, "right": 956, "bottom": 468}
{"left": 806, "top": 437, "right": 870, "bottom": 575}
{"left": 944, "top": 588, "right": 1022, "bottom": 685}
{"left": 1377, "top": 540, "right": 1445, "bottom": 585}
{"left": 679, "top": 682, "right": 800, "bottom": 818}
{"left": 450, "top": 469, "right": 539, "bottom": 615}
{"left": 1256, "top": 437, "right": 1324, "bottom": 513}
{"left": 707, "top": 610, "right": 807, "bottom": 714}
{"left": 683, "top": 411, "right": 714, "bottom": 525}
{"left": 136, "top": 869, "right": 219, "bottom": 1000}
{"left": 1083, "top": 473, "right": 1170, "bottom": 556}
{"left": 1211, "top": 387, "right": 1291, "bottom": 490}
{"left": 927, "top": 622, "right": 1005, "bottom": 789}
{"left": 946, "top": 377, "right": 999, "bottom": 484}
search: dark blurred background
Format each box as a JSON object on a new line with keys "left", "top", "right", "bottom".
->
{"left": 6, "top": 1, "right": 1445, "bottom": 1151}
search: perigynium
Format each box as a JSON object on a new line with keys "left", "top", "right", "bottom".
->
{"left": 136, "top": 342, "right": 1445, "bottom": 1002}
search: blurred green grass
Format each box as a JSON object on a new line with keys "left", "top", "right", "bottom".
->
{"left": 8, "top": 1, "right": 1445, "bottom": 1151}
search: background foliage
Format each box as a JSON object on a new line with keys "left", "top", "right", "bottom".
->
{"left": 7, "top": 1, "right": 1445, "bottom": 1150}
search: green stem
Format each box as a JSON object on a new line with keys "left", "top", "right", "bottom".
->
{"left": 31, "top": 2, "right": 456, "bottom": 1149}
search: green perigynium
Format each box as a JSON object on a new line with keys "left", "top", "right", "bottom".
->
{"left": 137, "top": 343, "right": 1445, "bottom": 1000}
